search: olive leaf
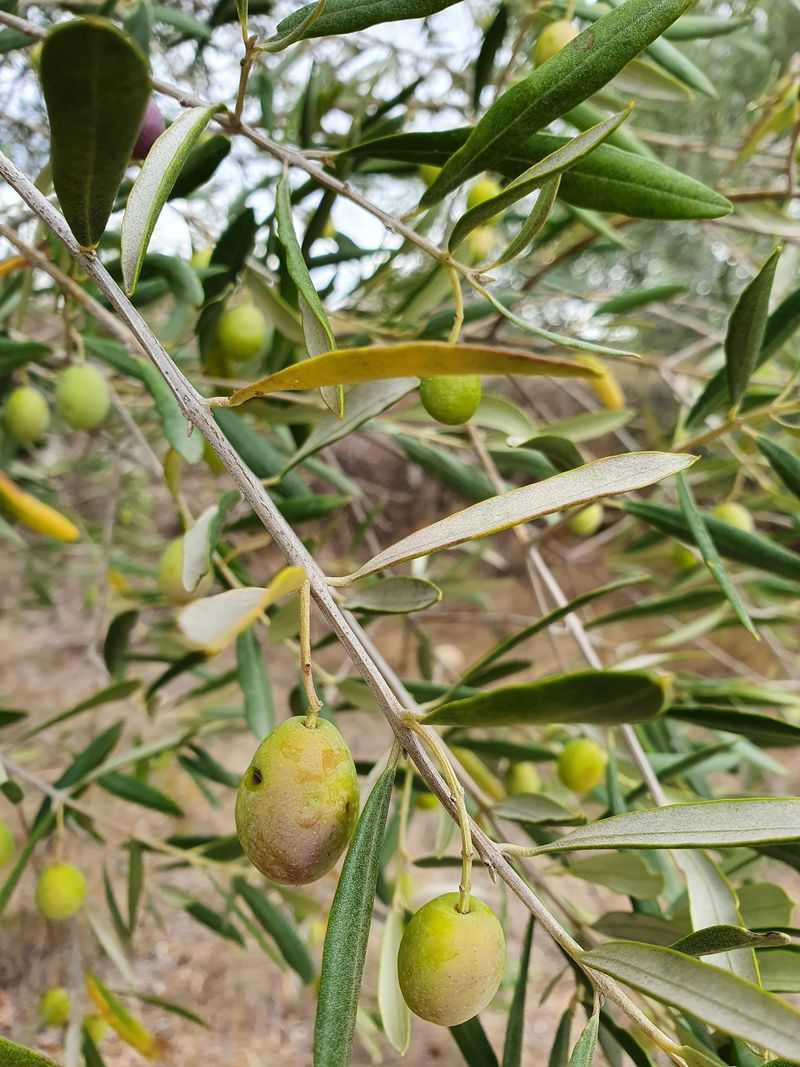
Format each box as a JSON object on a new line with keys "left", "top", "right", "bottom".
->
{"left": 725, "top": 247, "right": 781, "bottom": 408}
{"left": 181, "top": 489, "right": 239, "bottom": 593}
{"left": 333, "top": 452, "right": 695, "bottom": 584}
{"left": 41, "top": 19, "right": 150, "bottom": 248}
{"left": 501, "top": 916, "right": 534, "bottom": 1067}
{"left": 0, "top": 1036, "right": 62, "bottom": 1067}
{"left": 236, "top": 627, "right": 274, "bottom": 739}
{"left": 670, "top": 925, "right": 790, "bottom": 958}
{"left": 314, "top": 758, "right": 396, "bottom": 1066}
{"left": 225, "top": 340, "right": 598, "bottom": 408}
{"left": 449, "top": 107, "right": 632, "bottom": 251}
{"left": 274, "top": 169, "right": 342, "bottom": 416}
{"left": 581, "top": 941, "right": 800, "bottom": 1058}
{"left": 271, "top": 0, "right": 459, "bottom": 45}
{"left": 122, "top": 103, "right": 223, "bottom": 295}
{"left": 421, "top": 0, "right": 697, "bottom": 205}
{"left": 756, "top": 436, "right": 800, "bottom": 500}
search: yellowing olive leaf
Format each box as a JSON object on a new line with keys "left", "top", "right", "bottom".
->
{"left": 534, "top": 799, "right": 800, "bottom": 854}
{"left": 177, "top": 566, "right": 305, "bottom": 653}
{"left": 122, "top": 103, "right": 223, "bottom": 294}
{"left": 334, "top": 451, "right": 695, "bottom": 584}
{"left": 275, "top": 169, "right": 342, "bottom": 416}
{"left": 422, "top": 0, "right": 697, "bottom": 205}
{"left": 725, "top": 247, "right": 781, "bottom": 408}
{"left": 86, "top": 973, "right": 158, "bottom": 1059}
{"left": 449, "top": 107, "right": 632, "bottom": 251}
{"left": 41, "top": 19, "right": 150, "bottom": 248}
{"left": 225, "top": 341, "right": 598, "bottom": 407}
{"left": 581, "top": 941, "right": 800, "bottom": 1059}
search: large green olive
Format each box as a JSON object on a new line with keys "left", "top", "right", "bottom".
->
{"left": 419, "top": 375, "right": 482, "bottom": 426}
{"left": 557, "top": 737, "right": 606, "bottom": 793}
{"left": 215, "top": 305, "right": 268, "bottom": 361}
{"left": 34, "top": 862, "right": 86, "bottom": 920}
{"left": 55, "top": 365, "right": 110, "bottom": 430}
{"left": 533, "top": 19, "right": 579, "bottom": 65}
{"left": 398, "top": 892, "right": 506, "bottom": 1026}
{"left": 4, "top": 385, "right": 50, "bottom": 444}
{"left": 235, "top": 716, "right": 359, "bottom": 884}
{"left": 711, "top": 501, "right": 754, "bottom": 534}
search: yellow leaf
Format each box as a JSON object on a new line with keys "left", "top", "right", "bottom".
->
{"left": 177, "top": 565, "right": 306, "bottom": 654}
{"left": 0, "top": 472, "right": 79, "bottom": 542}
{"left": 224, "top": 341, "right": 599, "bottom": 407}
{"left": 85, "top": 973, "right": 158, "bottom": 1059}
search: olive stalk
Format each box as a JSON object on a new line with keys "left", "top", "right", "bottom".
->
{"left": 299, "top": 578, "right": 324, "bottom": 725}
{"left": 0, "top": 148, "right": 688, "bottom": 1067}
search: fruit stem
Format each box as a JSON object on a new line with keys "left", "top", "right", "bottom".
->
{"left": 408, "top": 719, "right": 472, "bottom": 913}
{"left": 299, "top": 579, "right": 323, "bottom": 727}
{"left": 444, "top": 263, "right": 464, "bottom": 345}
{"left": 397, "top": 757, "right": 415, "bottom": 862}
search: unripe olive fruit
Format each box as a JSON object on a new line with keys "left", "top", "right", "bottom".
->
{"left": 215, "top": 305, "right": 268, "bottom": 361}
{"left": 505, "top": 761, "right": 541, "bottom": 795}
{"left": 54, "top": 365, "right": 110, "bottom": 430}
{"left": 191, "top": 246, "right": 213, "bottom": 269}
{"left": 35, "top": 862, "right": 86, "bottom": 920}
{"left": 467, "top": 226, "right": 495, "bottom": 263}
{"left": 672, "top": 543, "right": 697, "bottom": 571}
{"left": 398, "top": 892, "right": 506, "bottom": 1026}
{"left": 38, "top": 987, "right": 71, "bottom": 1027}
{"left": 0, "top": 821, "right": 14, "bottom": 868}
{"left": 419, "top": 164, "right": 441, "bottom": 186}
{"left": 322, "top": 217, "right": 336, "bottom": 239}
{"left": 534, "top": 19, "right": 579, "bottom": 65}
{"left": 415, "top": 789, "right": 439, "bottom": 811}
{"left": 82, "top": 1015, "right": 109, "bottom": 1044}
{"left": 4, "top": 386, "right": 50, "bottom": 444}
{"left": 569, "top": 503, "right": 604, "bottom": 537}
{"left": 157, "top": 537, "right": 212, "bottom": 606}
{"left": 466, "top": 177, "right": 501, "bottom": 212}
{"left": 557, "top": 737, "right": 606, "bottom": 793}
{"left": 419, "top": 375, "right": 482, "bottom": 426}
{"left": 711, "top": 501, "right": 754, "bottom": 534}
{"left": 132, "top": 98, "right": 166, "bottom": 160}
{"left": 235, "top": 716, "right": 359, "bottom": 884}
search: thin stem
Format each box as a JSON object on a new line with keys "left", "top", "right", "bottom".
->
{"left": 300, "top": 578, "right": 323, "bottom": 725}
{"left": 446, "top": 263, "right": 465, "bottom": 345}
{"left": 408, "top": 717, "right": 473, "bottom": 914}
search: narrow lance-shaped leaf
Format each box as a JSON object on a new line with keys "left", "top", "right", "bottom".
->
{"left": 568, "top": 1003, "right": 600, "bottom": 1067}
{"left": 377, "top": 907, "right": 410, "bottom": 1054}
{"left": 225, "top": 340, "right": 599, "bottom": 408}
{"left": 344, "top": 129, "right": 732, "bottom": 221}
{"left": 270, "top": 0, "right": 459, "bottom": 45}
{"left": 344, "top": 576, "right": 442, "bottom": 615}
{"left": 182, "top": 489, "right": 239, "bottom": 593}
{"left": 725, "top": 248, "right": 781, "bottom": 408}
{"left": 137, "top": 359, "right": 204, "bottom": 463}
{"left": 533, "top": 799, "right": 800, "bottom": 854}
{"left": 450, "top": 1017, "right": 500, "bottom": 1067}
{"left": 673, "top": 851, "right": 759, "bottom": 984}
{"left": 334, "top": 452, "right": 695, "bottom": 584}
{"left": 0, "top": 1036, "right": 62, "bottom": 1067}
{"left": 122, "top": 103, "right": 223, "bottom": 294}
{"left": 275, "top": 169, "right": 342, "bottom": 416}
{"left": 502, "top": 916, "right": 534, "bottom": 1067}
{"left": 421, "top": 0, "right": 697, "bottom": 205}
{"left": 86, "top": 973, "right": 158, "bottom": 1059}
{"left": 581, "top": 941, "right": 800, "bottom": 1059}
{"left": 262, "top": 0, "right": 326, "bottom": 52}
{"left": 676, "top": 473, "right": 757, "bottom": 639}
{"left": 234, "top": 877, "right": 315, "bottom": 983}
{"left": 473, "top": 3, "right": 508, "bottom": 112}
{"left": 314, "top": 757, "right": 397, "bottom": 1066}
{"left": 236, "top": 626, "right": 274, "bottom": 738}
{"left": 670, "top": 926, "right": 790, "bottom": 958}
{"left": 756, "top": 436, "right": 800, "bottom": 501}
{"left": 424, "top": 669, "right": 670, "bottom": 728}
{"left": 449, "top": 107, "right": 632, "bottom": 251}
{"left": 41, "top": 19, "right": 150, "bottom": 248}
{"left": 548, "top": 1006, "right": 574, "bottom": 1067}
{"left": 489, "top": 174, "right": 561, "bottom": 269}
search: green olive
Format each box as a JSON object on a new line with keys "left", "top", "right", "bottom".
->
{"left": 235, "top": 716, "right": 359, "bottom": 884}
{"left": 215, "top": 305, "right": 268, "bottom": 361}
{"left": 568, "top": 503, "right": 604, "bottom": 537}
{"left": 55, "top": 365, "right": 110, "bottom": 430}
{"left": 34, "top": 862, "right": 86, "bottom": 920}
{"left": 505, "top": 761, "right": 541, "bottom": 795}
{"left": 419, "top": 375, "right": 482, "bottom": 426}
{"left": 466, "top": 177, "right": 501, "bottom": 212}
{"left": 156, "top": 537, "right": 212, "bottom": 606}
{"left": 672, "top": 543, "right": 698, "bottom": 571}
{"left": 557, "top": 737, "right": 606, "bottom": 793}
{"left": 711, "top": 501, "right": 754, "bottom": 534}
{"left": 38, "top": 987, "right": 71, "bottom": 1027}
{"left": 398, "top": 892, "right": 506, "bottom": 1026}
{"left": 419, "top": 164, "right": 441, "bottom": 186}
{"left": 4, "top": 385, "right": 50, "bottom": 444}
{"left": 533, "top": 19, "right": 579, "bottom": 65}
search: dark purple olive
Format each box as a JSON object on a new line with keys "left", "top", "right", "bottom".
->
{"left": 132, "top": 98, "right": 165, "bottom": 160}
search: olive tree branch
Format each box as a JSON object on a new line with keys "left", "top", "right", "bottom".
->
{"left": 0, "top": 149, "right": 687, "bottom": 1067}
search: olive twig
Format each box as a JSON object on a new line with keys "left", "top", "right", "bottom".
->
{"left": 444, "top": 263, "right": 464, "bottom": 345}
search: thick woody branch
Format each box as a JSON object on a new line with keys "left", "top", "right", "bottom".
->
{"left": 0, "top": 147, "right": 686, "bottom": 1066}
